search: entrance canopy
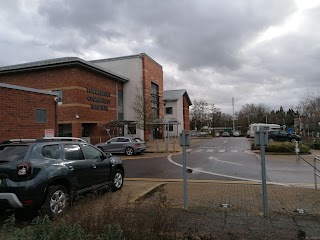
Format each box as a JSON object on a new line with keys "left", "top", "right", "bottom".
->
{"left": 148, "top": 118, "right": 180, "bottom": 126}
{"left": 102, "top": 120, "right": 136, "bottom": 128}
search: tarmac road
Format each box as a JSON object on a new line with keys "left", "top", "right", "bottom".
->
{"left": 125, "top": 137, "right": 318, "bottom": 186}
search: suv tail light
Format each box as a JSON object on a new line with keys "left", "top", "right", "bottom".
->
{"left": 17, "top": 162, "right": 32, "bottom": 177}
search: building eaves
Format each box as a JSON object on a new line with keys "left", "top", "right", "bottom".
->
{"left": 0, "top": 82, "right": 58, "bottom": 96}
{"left": 91, "top": 53, "right": 162, "bottom": 68}
{"left": 0, "top": 57, "right": 129, "bottom": 83}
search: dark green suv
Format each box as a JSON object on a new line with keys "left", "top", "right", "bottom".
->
{"left": 0, "top": 137, "right": 124, "bottom": 218}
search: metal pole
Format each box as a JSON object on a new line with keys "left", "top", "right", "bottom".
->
{"left": 315, "top": 158, "right": 317, "bottom": 190}
{"left": 260, "top": 131, "right": 268, "bottom": 217}
{"left": 296, "top": 141, "right": 299, "bottom": 161}
{"left": 182, "top": 130, "right": 188, "bottom": 209}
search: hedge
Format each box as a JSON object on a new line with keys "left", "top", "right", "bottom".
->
{"left": 251, "top": 142, "right": 310, "bottom": 154}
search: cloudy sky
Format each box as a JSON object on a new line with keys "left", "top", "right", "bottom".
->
{"left": 1, "top": 0, "right": 320, "bottom": 114}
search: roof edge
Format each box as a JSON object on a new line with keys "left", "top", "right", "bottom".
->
{"left": 0, "top": 82, "right": 58, "bottom": 96}
{"left": 0, "top": 57, "right": 129, "bottom": 83}
{"left": 91, "top": 53, "right": 162, "bottom": 68}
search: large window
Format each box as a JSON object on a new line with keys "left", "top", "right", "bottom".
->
{"left": 118, "top": 90, "right": 124, "bottom": 120}
{"left": 151, "top": 83, "right": 159, "bottom": 120}
{"left": 36, "top": 109, "right": 47, "bottom": 123}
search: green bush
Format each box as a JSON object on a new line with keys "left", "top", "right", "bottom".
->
{"left": 305, "top": 141, "right": 320, "bottom": 150}
{"left": 251, "top": 142, "right": 310, "bottom": 154}
{"left": 1, "top": 214, "right": 122, "bottom": 240}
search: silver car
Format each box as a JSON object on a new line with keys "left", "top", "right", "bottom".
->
{"left": 96, "top": 137, "right": 146, "bottom": 156}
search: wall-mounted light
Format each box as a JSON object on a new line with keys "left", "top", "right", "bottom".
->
{"left": 76, "top": 115, "right": 79, "bottom": 119}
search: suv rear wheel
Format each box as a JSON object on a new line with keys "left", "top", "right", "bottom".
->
{"left": 125, "top": 147, "right": 134, "bottom": 156}
{"left": 43, "top": 185, "right": 69, "bottom": 218}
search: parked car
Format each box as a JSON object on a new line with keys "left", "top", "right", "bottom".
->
{"left": 0, "top": 137, "right": 124, "bottom": 218}
{"left": 222, "top": 132, "right": 231, "bottom": 137}
{"left": 96, "top": 137, "right": 146, "bottom": 156}
{"left": 232, "top": 131, "right": 240, "bottom": 137}
{"left": 268, "top": 131, "right": 301, "bottom": 143}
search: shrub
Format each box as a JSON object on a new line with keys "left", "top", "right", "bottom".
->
{"left": 1, "top": 214, "right": 123, "bottom": 240}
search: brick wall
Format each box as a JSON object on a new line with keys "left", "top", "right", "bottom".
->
{"left": 0, "top": 66, "right": 123, "bottom": 144}
{"left": 0, "top": 87, "right": 56, "bottom": 142}
{"left": 141, "top": 54, "right": 164, "bottom": 140}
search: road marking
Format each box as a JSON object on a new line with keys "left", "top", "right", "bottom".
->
{"left": 206, "top": 149, "right": 214, "bottom": 152}
{"left": 209, "top": 156, "right": 243, "bottom": 165}
{"left": 231, "top": 150, "right": 238, "bottom": 153}
{"left": 167, "top": 154, "right": 290, "bottom": 186}
{"left": 224, "top": 141, "right": 227, "bottom": 143}
{"left": 186, "top": 149, "right": 192, "bottom": 152}
{"left": 194, "top": 149, "right": 203, "bottom": 152}
{"left": 218, "top": 149, "right": 225, "bottom": 152}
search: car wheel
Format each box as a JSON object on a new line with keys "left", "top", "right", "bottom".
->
{"left": 112, "top": 169, "right": 124, "bottom": 191}
{"left": 268, "top": 138, "right": 274, "bottom": 143}
{"left": 43, "top": 185, "right": 69, "bottom": 218}
{"left": 125, "top": 147, "right": 134, "bottom": 156}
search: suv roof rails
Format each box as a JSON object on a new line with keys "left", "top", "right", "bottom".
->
{"left": 36, "top": 137, "right": 87, "bottom": 143}
{"left": 0, "top": 139, "right": 37, "bottom": 144}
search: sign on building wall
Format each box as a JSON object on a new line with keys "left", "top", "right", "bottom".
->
{"left": 45, "top": 129, "right": 55, "bottom": 137}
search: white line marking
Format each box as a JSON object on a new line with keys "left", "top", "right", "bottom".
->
{"left": 206, "top": 149, "right": 214, "bottom": 152}
{"left": 218, "top": 149, "right": 225, "bottom": 153}
{"left": 194, "top": 149, "right": 203, "bottom": 152}
{"left": 186, "top": 149, "right": 192, "bottom": 153}
{"left": 167, "top": 154, "right": 290, "bottom": 186}
{"left": 209, "top": 156, "right": 242, "bottom": 165}
{"left": 231, "top": 150, "right": 238, "bottom": 153}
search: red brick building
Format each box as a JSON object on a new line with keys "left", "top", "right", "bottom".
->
{"left": 0, "top": 57, "right": 128, "bottom": 144}
{"left": 0, "top": 54, "right": 191, "bottom": 143}
{"left": 0, "top": 83, "right": 58, "bottom": 142}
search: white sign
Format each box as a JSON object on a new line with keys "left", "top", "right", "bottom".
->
{"left": 45, "top": 129, "right": 54, "bottom": 137}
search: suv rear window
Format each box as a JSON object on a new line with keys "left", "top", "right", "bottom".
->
{"left": 0, "top": 145, "right": 29, "bottom": 162}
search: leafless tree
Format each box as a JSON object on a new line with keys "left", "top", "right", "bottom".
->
{"left": 131, "top": 84, "right": 153, "bottom": 132}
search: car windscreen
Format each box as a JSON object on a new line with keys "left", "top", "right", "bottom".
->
{"left": 0, "top": 145, "right": 30, "bottom": 162}
{"left": 134, "top": 138, "right": 144, "bottom": 143}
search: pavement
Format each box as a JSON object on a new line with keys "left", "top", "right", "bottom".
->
{"left": 117, "top": 138, "right": 320, "bottom": 239}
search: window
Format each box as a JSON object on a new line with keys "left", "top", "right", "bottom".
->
{"left": 52, "top": 90, "right": 63, "bottom": 103}
{"left": 151, "top": 83, "right": 159, "bottom": 120}
{"left": 128, "top": 124, "right": 137, "bottom": 135}
{"left": 64, "top": 144, "right": 84, "bottom": 160}
{"left": 165, "top": 124, "right": 174, "bottom": 132}
{"left": 0, "top": 145, "right": 29, "bottom": 162}
{"left": 165, "top": 107, "right": 173, "bottom": 115}
{"left": 36, "top": 109, "right": 47, "bottom": 123}
{"left": 117, "top": 138, "right": 130, "bottom": 142}
{"left": 82, "top": 144, "right": 103, "bottom": 159}
{"left": 42, "top": 145, "right": 60, "bottom": 159}
{"left": 109, "top": 138, "right": 118, "bottom": 143}
{"left": 118, "top": 90, "right": 124, "bottom": 120}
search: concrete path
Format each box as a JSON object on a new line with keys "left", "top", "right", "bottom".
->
{"left": 118, "top": 179, "right": 320, "bottom": 239}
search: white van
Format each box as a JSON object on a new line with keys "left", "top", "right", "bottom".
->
{"left": 247, "top": 123, "right": 281, "bottom": 138}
